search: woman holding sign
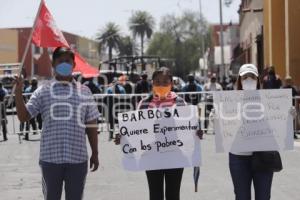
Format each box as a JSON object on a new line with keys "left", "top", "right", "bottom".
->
{"left": 116, "top": 67, "right": 203, "bottom": 200}
{"left": 228, "top": 64, "right": 296, "bottom": 200}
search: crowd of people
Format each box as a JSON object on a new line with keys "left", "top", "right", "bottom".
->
{"left": 0, "top": 62, "right": 299, "bottom": 142}
{"left": 0, "top": 46, "right": 297, "bottom": 200}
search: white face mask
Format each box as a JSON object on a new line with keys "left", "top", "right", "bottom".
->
{"left": 241, "top": 78, "right": 257, "bottom": 90}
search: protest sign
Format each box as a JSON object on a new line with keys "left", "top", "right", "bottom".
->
{"left": 213, "top": 89, "right": 294, "bottom": 153}
{"left": 118, "top": 105, "right": 201, "bottom": 171}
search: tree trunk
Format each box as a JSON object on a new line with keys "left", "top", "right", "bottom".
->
{"left": 141, "top": 34, "right": 144, "bottom": 57}
{"left": 141, "top": 33, "right": 145, "bottom": 71}
{"left": 109, "top": 46, "right": 112, "bottom": 61}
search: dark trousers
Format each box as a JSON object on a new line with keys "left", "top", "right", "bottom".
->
{"left": 204, "top": 104, "right": 213, "bottom": 130}
{"left": 229, "top": 153, "right": 274, "bottom": 200}
{"left": 27, "top": 118, "right": 37, "bottom": 132}
{"left": 1, "top": 120, "right": 7, "bottom": 140}
{"left": 146, "top": 168, "right": 184, "bottom": 200}
{"left": 39, "top": 161, "right": 88, "bottom": 200}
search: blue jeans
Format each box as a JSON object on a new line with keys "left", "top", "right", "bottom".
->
{"left": 229, "top": 153, "right": 274, "bottom": 200}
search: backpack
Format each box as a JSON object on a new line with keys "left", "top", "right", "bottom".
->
{"left": 114, "top": 84, "right": 122, "bottom": 94}
{"left": 185, "top": 83, "right": 200, "bottom": 105}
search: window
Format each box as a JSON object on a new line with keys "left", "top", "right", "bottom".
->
{"left": 34, "top": 46, "right": 41, "bottom": 54}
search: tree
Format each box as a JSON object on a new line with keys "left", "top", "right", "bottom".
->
{"left": 97, "top": 22, "right": 121, "bottom": 61}
{"left": 118, "top": 36, "right": 138, "bottom": 56}
{"left": 147, "top": 11, "right": 211, "bottom": 77}
{"left": 129, "top": 11, "right": 155, "bottom": 57}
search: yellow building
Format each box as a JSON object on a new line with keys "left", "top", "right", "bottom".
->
{"left": 77, "top": 37, "right": 99, "bottom": 67}
{"left": 0, "top": 29, "right": 20, "bottom": 76}
{"left": 264, "top": 0, "right": 300, "bottom": 86}
{"left": 0, "top": 28, "right": 100, "bottom": 78}
{"left": 0, "top": 29, "right": 18, "bottom": 63}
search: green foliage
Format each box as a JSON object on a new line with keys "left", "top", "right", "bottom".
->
{"left": 147, "top": 33, "right": 175, "bottom": 58}
{"left": 147, "top": 10, "right": 211, "bottom": 77}
{"left": 97, "top": 22, "right": 121, "bottom": 60}
{"left": 129, "top": 11, "right": 155, "bottom": 56}
{"left": 118, "top": 36, "right": 138, "bottom": 56}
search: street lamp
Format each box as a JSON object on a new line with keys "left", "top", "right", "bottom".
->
{"left": 219, "top": 0, "right": 225, "bottom": 80}
{"left": 198, "top": 0, "right": 206, "bottom": 77}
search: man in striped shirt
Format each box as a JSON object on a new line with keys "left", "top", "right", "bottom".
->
{"left": 14, "top": 47, "right": 100, "bottom": 200}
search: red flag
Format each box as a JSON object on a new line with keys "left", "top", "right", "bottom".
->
{"left": 32, "top": 0, "right": 69, "bottom": 48}
{"left": 31, "top": 0, "right": 98, "bottom": 78}
{"left": 73, "top": 52, "right": 99, "bottom": 78}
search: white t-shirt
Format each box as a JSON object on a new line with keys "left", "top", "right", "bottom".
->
{"left": 230, "top": 151, "right": 253, "bottom": 156}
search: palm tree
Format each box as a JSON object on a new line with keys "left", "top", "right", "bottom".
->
{"left": 119, "top": 36, "right": 138, "bottom": 56}
{"left": 129, "top": 11, "right": 155, "bottom": 58}
{"left": 97, "top": 22, "right": 121, "bottom": 61}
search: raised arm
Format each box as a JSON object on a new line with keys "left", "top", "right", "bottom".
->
{"left": 14, "top": 76, "right": 31, "bottom": 122}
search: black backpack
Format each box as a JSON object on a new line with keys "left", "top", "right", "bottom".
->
{"left": 185, "top": 83, "right": 200, "bottom": 105}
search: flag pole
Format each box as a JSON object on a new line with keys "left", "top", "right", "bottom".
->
{"left": 8, "top": 0, "right": 44, "bottom": 107}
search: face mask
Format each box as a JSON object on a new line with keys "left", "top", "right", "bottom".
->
{"left": 153, "top": 85, "right": 172, "bottom": 99}
{"left": 55, "top": 62, "right": 73, "bottom": 77}
{"left": 241, "top": 78, "right": 257, "bottom": 90}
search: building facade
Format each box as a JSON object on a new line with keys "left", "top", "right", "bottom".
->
{"left": 209, "top": 23, "right": 240, "bottom": 78}
{"left": 236, "top": 0, "right": 300, "bottom": 87}
{"left": 236, "top": 0, "right": 264, "bottom": 74}
{"left": 0, "top": 27, "right": 100, "bottom": 79}
{"left": 264, "top": 0, "right": 300, "bottom": 87}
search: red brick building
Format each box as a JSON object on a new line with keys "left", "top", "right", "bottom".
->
{"left": 0, "top": 27, "right": 99, "bottom": 78}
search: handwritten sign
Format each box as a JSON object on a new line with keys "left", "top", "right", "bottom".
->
{"left": 118, "top": 105, "right": 201, "bottom": 171}
{"left": 213, "top": 89, "right": 294, "bottom": 153}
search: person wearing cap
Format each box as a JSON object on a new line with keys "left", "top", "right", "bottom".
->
{"left": 14, "top": 47, "right": 100, "bottom": 200}
{"left": 283, "top": 76, "right": 299, "bottom": 139}
{"left": 227, "top": 64, "right": 296, "bottom": 200}
{"left": 283, "top": 76, "right": 298, "bottom": 99}
{"left": 203, "top": 74, "right": 222, "bottom": 133}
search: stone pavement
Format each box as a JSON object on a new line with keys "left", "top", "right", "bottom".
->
{"left": 0, "top": 116, "right": 300, "bottom": 200}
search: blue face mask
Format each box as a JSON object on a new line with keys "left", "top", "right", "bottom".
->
{"left": 55, "top": 62, "right": 73, "bottom": 77}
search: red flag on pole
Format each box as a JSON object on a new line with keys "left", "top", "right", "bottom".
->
{"left": 31, "top": 0, "right": 98, "bottom": 77}
{"left": 73, "top": 52, "right": 99, "bottom": 78}
{"left": 32, "top": 0, "right": 69, "bottom": 47}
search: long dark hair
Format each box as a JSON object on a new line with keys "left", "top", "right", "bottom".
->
{"left": 236, "top": 75, "right": 261, "bottom": 90}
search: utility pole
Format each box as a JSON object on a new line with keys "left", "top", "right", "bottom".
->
{"left": 219, "top": 0, "right": 225, "bottom": 80}
{"left": 199, "top": 0, "right": 206, "bottom": 77}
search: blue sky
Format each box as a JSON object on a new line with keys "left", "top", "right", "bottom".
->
{"left": 0, "top": 0, "right": 241, "bottom": 39}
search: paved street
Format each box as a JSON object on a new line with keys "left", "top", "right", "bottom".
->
{"left": 0, "top": 116, "right": 300, "bottom": 200}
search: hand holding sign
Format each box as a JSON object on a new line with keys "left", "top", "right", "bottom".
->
{"left": 213, "top": 89, "right": 294, "bottom": 153}
{"left": 118, "top": 105, "right": 202, "bottom": 171}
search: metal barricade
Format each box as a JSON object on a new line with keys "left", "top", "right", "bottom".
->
{"left": 4, "top": 92, "right": 300, "bottom": 143}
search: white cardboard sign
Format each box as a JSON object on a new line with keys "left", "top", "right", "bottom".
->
{"left": 118, "top": 105, "right": 201, "bottom": 171}
{"left": 213, "top": 89, "right": 294, "bottom": 153}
